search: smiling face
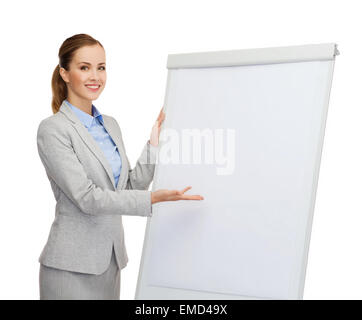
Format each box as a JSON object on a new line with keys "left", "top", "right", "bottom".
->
{"left": 60, "top": 44, "right": 106, "bottom": 112}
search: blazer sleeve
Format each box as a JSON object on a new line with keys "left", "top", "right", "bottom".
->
{"left": 36, "top": 118, "right": 152, "bottom": 217}
{"left": 124, "top": 140, "right": 158, "bottom": 191}
{"left": 109, "top": 116, "right": 158, "bottom": 191}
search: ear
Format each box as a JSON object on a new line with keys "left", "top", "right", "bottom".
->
{"left": 59, "top": 67, "right": 69, "bottom": 84}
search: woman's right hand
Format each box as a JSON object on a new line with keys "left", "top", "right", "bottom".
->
{"left": 151, "top": 186, "right": 204, "bottom": 204}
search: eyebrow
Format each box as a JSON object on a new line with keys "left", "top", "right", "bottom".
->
{"left": 77, "top": 62, "right": 106, "bottom": 65}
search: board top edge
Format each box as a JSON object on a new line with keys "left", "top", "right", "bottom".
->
{"left": 167, "top": 43, "right": 339, "bottom": 69}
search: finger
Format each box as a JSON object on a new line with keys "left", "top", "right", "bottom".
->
{"left": 180, "top": 186, "right": 192, "bottom": 194}
{"left": 158, "top": 113, "right": 165, "bottom": 127}
{"left": 160, "top": 111, "right": 166, "bottom": 121}
{"left": 181, "top": 195, "right": 204, "bottom": 200}
{"left": 157, "top": 108, "right": 164, "bottom": 121}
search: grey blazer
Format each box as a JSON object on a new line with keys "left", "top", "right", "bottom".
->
{"left": 36, "top": 99, "right": 157, "bottom": 275}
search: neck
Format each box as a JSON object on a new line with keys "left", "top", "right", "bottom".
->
{"left": 66, "top": 94, "right": 93, "bottom": 116}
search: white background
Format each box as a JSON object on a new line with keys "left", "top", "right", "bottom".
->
{"left": 0, "top": 0, "right": 359, "bottom": 299}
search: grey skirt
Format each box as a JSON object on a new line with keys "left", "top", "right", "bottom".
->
{"left": 39, "top": 247, "right": 120, "bottom": 300}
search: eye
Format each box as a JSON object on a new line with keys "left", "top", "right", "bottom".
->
{"left": 80, "top": 66, "right": 105, "bottom": 70}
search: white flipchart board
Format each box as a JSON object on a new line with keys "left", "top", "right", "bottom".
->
{"left": 135, "top": 43, "right": 338, "bottom": 300}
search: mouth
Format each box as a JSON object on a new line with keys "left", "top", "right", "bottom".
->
{"left": 85, "top": 84, "right": 101, "bottom": 92}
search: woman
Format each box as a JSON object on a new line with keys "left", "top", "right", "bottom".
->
{"left": 37, "top": 33, "right": 203, "bottom": 300}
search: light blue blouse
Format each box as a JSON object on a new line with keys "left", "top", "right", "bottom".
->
{"left": 65, "top": 100, "right": 122, "bottom": 187}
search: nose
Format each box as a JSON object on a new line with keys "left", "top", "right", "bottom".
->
{"left": 90, "top": 68, "right": 100, "bottom": 81}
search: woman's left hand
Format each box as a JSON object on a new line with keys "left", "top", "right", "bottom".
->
{"left": 149, "top": 107, "right": 166, "bottom": 146}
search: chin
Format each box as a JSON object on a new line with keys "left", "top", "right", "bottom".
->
{"left": 83, "top": 92, "right": 101, "bottom": 100}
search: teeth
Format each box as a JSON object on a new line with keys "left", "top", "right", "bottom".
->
{"left": 86, "top": 85, "right": 99, "bottom": 88}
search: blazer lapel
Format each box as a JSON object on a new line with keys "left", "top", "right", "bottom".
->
{"left": 59, "top": 100, "right": 117, "bottom": 190}
{"left": 101, "top": 116, "right": 129, "bottom": 190}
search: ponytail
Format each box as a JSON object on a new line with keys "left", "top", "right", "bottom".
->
{"left": 51, "top": 64, "right": 67, "bottom": 114}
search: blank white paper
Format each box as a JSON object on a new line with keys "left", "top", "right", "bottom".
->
{"left": 141, "top": 59, "right": 333, "bottom": 299}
